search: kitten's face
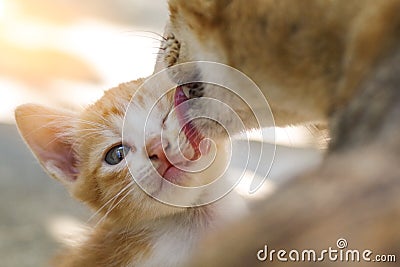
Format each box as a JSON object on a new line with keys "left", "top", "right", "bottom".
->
{"left": 15, "top": 79, "right": 227, "bottom": 226}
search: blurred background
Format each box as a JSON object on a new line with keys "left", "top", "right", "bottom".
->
{"left": 0, "top": 1, "right": 324, "bottom": 266}
{"left": 0, "top": 1, "right": 169, "bottom": 266}
{"left": 0, "top": 0, "right": 170, "bottom": 123}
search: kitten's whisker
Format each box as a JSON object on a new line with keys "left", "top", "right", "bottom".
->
{"left": 21, "top": 117, "right": 73, "bottom": 139}
{"left": 94, "top": 187, "right": 135, "bottom": 227}
{"left": 123, "top": 30, "right": 166, "bottom": 41}
{"left": 123, "top": 33, "right": 164, "bottom": 43}
{"left": 87, "top": 181, "right": 134, "bottom": 224}
{"left": 139, "top": 30, "right": 167, "bottom": 41}
{"left": 68, "top": 131, "right": 104, "bottom": 152}
{"left": 153, "top": 46, "right": 166, "bottom": 50}
{"left": 42, "top": 129, "right": 103, "bottom": 155}
{"left": 135, "top": 168, "right": 155, "bottom": 182}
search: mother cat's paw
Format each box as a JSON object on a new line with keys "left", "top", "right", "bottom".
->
{"left": 161, "top": 34, "right": 181, "bottom": 68}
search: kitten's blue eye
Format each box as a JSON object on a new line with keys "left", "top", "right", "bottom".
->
{"left": 105, "top": 144, "right": 130, "bottom": 165}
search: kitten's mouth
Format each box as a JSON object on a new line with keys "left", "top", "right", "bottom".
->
{"left": 158, "top": 160, "right": 183, "bottom": 185}
{"left": 174, "top": 86, "right": 204, "bottom": 160}
{"left": 164, "top": 165, "right": 182, "bottom": 184}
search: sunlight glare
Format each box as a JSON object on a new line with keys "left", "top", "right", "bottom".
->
{"left": 0, "top": 1, "right": 20, "bottom": 23}
{"left": 244, "top": 127, "right": 316, "bottom": 147}
{"left": 234, "top": 169, "right": 276, "bottom": 199}
{"left": 47, "top": 215, "right": 89, "bottom": 247}
{"left": 0, "top": 0, "right": 4, "bottom": 19}
{"left": 0, "top": 78, "right": 51, "bottom": 124}
{"left": 0, "top": 15, "right": 159, "bottom": 123}
{"left": 60, "top": 20, "right": 158, "bottom": 87}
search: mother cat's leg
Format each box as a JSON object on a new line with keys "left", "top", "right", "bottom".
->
{"left": 183, "top": 43, "right": 400, "bottom": 267}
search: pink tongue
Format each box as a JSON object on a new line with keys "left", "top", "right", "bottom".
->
{"left": 174, "top": 86, "right": 204, "bottom": 160}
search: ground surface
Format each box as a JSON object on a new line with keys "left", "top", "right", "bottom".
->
{"left": 0, "top": 123, "right": 89, "bottom": 266}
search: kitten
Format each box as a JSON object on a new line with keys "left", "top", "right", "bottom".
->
{"left": 15, "top": 78, "right": 245, "bottom": 267}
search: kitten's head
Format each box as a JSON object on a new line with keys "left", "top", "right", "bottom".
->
{"left": 15, "top": 78, "right": 228, "bottom": 226}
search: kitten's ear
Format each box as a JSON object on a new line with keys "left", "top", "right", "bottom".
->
{"left": 15, "top": 104, "right": 79, "bottom": 184}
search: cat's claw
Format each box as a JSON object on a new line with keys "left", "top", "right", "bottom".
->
{"left": 162, "top": 34, "right": 181, "bottom": 67}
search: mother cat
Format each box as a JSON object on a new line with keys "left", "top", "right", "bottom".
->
{"left": 160, "top": 0, "right": 400, "bottom": 131}
{"left": 158, "top": 0, "right": 400, "bottom": 266}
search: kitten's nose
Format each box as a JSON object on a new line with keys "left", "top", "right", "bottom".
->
{"left": 146, "top": 136, "right": 169, "bottom": 163}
